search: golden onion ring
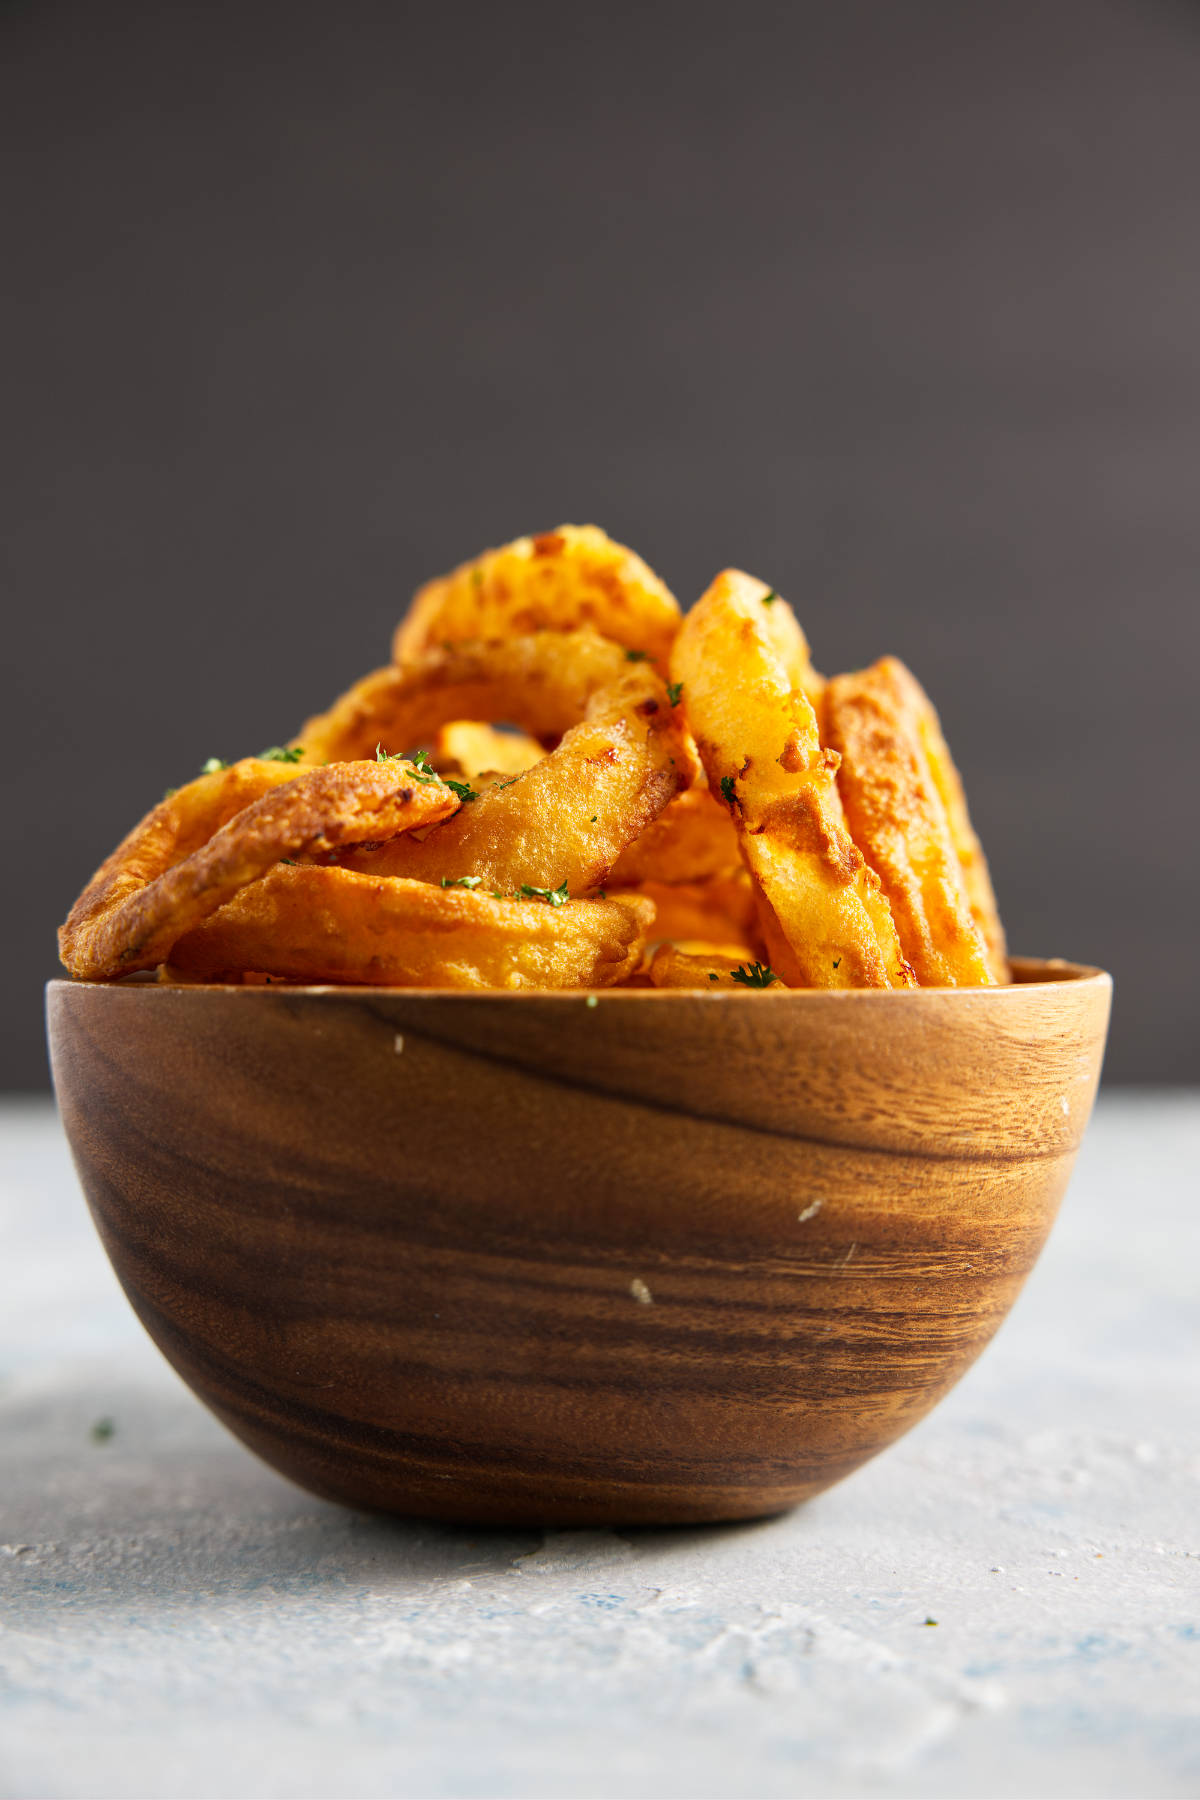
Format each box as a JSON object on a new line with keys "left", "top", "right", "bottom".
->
{"left": 824, "top": 657, "right": 998, "bottom": 987}
{"left": 394, "top": 524, "right": 681, "bottom": 665}
{"left": 59, "top": 759, "right": 456, "bottom": 981}
{"left": 335, "top": 658, "right": 690, "bottom": 894}
{"left": 670, "top": 570, "right": 915, "bottom": 989}
{"left": 169, "top": 868, "right": 654, "bottom": 990}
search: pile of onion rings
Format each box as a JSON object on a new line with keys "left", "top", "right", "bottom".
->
{"left": 59, "top": 525, "right": 1006, "bottom": 992}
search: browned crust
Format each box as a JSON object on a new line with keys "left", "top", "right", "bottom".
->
{"left": 393, "top": 524, "right": 681, "bottom": 665}
{"left": 168, "top": 872, "right": 654, "bottom": 990}
{"left": 59, "top": 761, "right": 458, "bottom": 981}
{"left": 825, "top": 658, "right": 999, "bottom": 987}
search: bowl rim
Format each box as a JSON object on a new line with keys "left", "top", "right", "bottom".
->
{"left": 45, "top": 956, "right": 1111, "bottom": 1003}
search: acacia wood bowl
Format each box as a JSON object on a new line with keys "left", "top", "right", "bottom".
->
{"left": 47, "top": 959, "right": 1110, "bottom": 1527}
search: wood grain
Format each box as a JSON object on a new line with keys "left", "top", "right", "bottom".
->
{"left": 46, "top": 959, "right": 1110, "bottom": 1526}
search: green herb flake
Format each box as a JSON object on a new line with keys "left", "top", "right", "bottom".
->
{"left": 923, "top": 1617, "right": 939, "bottom": 1627}
{"left": 708, "top": 972, "right": 719, "bottom": 982}
{"left": 516, "top": 879, "right": 569, "bottom": 907}
{"left": 279, "top": 858, "right": 297, "bottom": 866}
{"left": 761, "top": 588, "right": 778, "bottom": 607}
{"left": 491, "top": 889, "right": 503, "bottom": 899}
{"left": 90, "top": 1417, "right": 115, "bottom": 1443}
{"left": 377, "top": 744, "right": 439, "bottom": 784}
{"left": 445, "top": 778, "right": 478, "bottom": 804}
{"left": 625, "top": 648, "right": 650, "bottom": 663}
{"left": 162, "top": 787, "right": 179, "bottom": 801}
{"left": 260, "top": 745, "right": 304, "bottom": 764}
{"left": 440, "top": 875, "right": 483, "bottom": 889}
{"left": 666, "top": 680, "right": 683, "bottom": 707}
{"left": 201, "top": 757, "right": 231, "bottom": 775}
{"left": 719, "top": 774, "right": 737, "bottom": 805}
{"left": 832, "top": 957, "right": 841, "bottom": 969}
{"left": 590, "top": 814, "right": 598, "bottom": 823}
{"left": 730, "top": 961, "right": 780, "bottom": 989}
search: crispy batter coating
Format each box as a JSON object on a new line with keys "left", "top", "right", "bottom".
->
{"left": 169, "top": 870, "right": 653, "bottom": 990}
{"left": 670, "top": 571, "right": 915, "bottom": 989}
{"left": 59, "top": 759, "right": 456, "bottom": 981}
{"left": 824, "top": 657, "right": 997, "bottom": 987}
{"left": 394, "top": 524, "right": 681, "bottom": 665}
{"left": 292, "top": 630, "right": 634, "bottom": 765}
{"left": 335, "top": 660, "right": 689, "bottom": 894}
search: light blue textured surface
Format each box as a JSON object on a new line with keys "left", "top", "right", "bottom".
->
{"left": 1, "top": 1094, "right": 1198, "bottom": 1799}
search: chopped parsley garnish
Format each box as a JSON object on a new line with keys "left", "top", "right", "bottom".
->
{"left": 761, "top": 588, "right": 778, "bottom": 606}
{"left": 260, "top": 745, "right": 304, "bottom": 763}
{"left": 377, "top": 744, "right": 439, "bottom": 784}
{"left": 279, "top": 858, "right": 297, "bottom": 866}
{"left": 590, "top": 814, "right": 598, "bottom": 823}
{"left": 708, "top": 972, "right": 719, "bottom": 982}
{"left": 666, "top": 680, "right": 683, "bottom": 707}
{"left": 719, "top": 774, "right": 737, "bottom": 805}
{"left": 201, "top": 757, "right": 231, "bottom": 775}
{"left": 923, "top": 1617, "right": 939, "bottom": 1627}
{"left": 440, "top": 874, "right": 482, "bottom": 889}
{"left": 90, "top": 1417, "right": 115, "bottom": 1443}
{"left": 730, "top": 961, "right": 779, "bottom": 989}
{"left": 832, "top": 957, "right": 841, "bottom": 969}
{"left": 516, "top": 879, "right": 569, "bottom": 907}
{"left": 625, "top": 648, "right": 650, "bottom": 662}
{"left": 162, "top": 787, "right": 178, "bottom": 800}
{"left": 445, "top": 778, "right": 478, "bottom": 804}
{"left": 494, "top": 774, "right": 521, "bottom": 790}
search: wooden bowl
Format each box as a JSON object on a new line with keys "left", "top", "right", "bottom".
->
{"left": 46, "top": 959, "right": 1110, "bottom": 1527}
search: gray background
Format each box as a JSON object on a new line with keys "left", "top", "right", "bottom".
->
{"left": 4, "top": 0, "right": 1198, "bottom": 1088}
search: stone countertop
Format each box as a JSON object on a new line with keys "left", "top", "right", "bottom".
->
{"left": 1, "top": 1093, "right": 1197, "bottom": 1800}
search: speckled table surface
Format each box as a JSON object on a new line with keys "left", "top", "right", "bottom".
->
{"left": 1, "top": 1093, "right": 1198, "bottom": 1800}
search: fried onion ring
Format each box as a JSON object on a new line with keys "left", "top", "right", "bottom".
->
{"left": 670, "top": 570, "right": 915, "bottom": 989}
{"left": 59, "top": 759, "right": 457, "bottom": 981}
{"left": 394, "top": 524, "right": 681, "bottom": 665}
{"left": 169, "top": 869, "right": 654, "bottom": 990}
{"left": 335, "top": 658, "right": 690, "bottom": 894}
{"left": 293, "top": 630, "right": 635, "bottom": 766}
{"left": 824, "top": 657, "right": 997, "bottom": 987}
